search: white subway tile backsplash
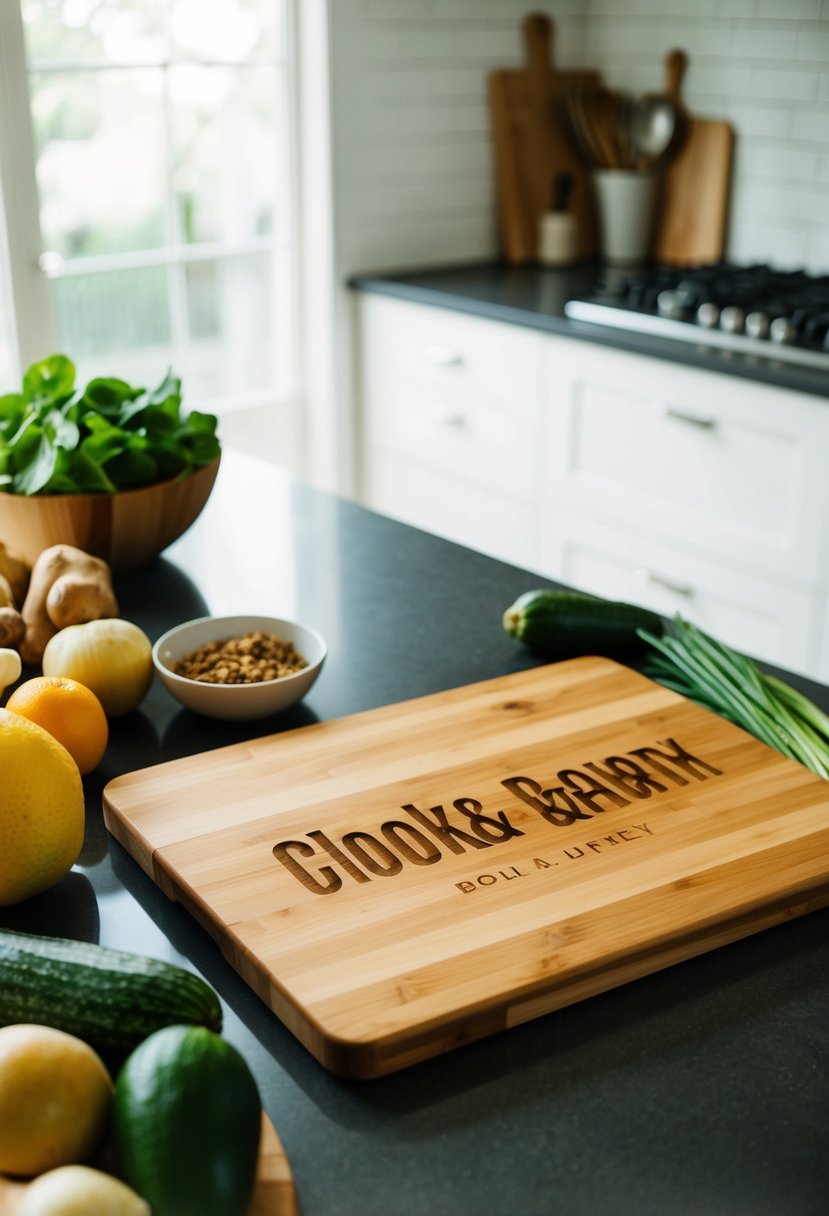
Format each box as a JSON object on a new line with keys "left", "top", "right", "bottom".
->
{"left": 746, "top": 143, "right": 820, "bottom": 180}
{"left": 726, "top": 103, "right": 790, "bottom": 139}
{"left": 750, "top": 65, "right": 819, "bottom": 101}
{"left": 796, "top": 27, "right": 829, "bottom": 59}
{"left": 791, "top": 107, "right": 829, "bottom": 142}
{"left": 331, "top": 0, "right": 829, "bottom": 279}
{"left": 756, "top": 0, "right": 820, "bottom": 16}
{"left": 738, "top": 27, "right": 799, "bottom": 56}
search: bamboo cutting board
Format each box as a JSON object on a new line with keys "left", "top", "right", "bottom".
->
{"left": 103, "top": 658, "right": 829, "bottom": 1079}
{"left": 654, "top": 49, "right": 735, "bottom": 265}
{"left": 489, "top": 13, "right": 600, "bottom": 262}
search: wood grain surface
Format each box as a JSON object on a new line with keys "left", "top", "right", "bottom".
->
{"left": 250, "top": 1112, "right": 299, "bottom": 1216}
{"left": 103, "top": 657, "right": 829, "bottom": 1079}
{"left": 489, "top": 13, "right": 600, "bottom": 262}
{"left": 0, "top": 1113, "right": 296, "bottom": 1215}
{"left": 653, "top": 49, "right": 734, "bottom": 265}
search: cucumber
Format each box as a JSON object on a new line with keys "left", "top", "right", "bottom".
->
{"left": 114, "top": 1024, "right": 261, "bottom": 1216}
{"left": 503, "top": 589, "right": 663, "bottom": 659}
{"left": 0, "top": 928, "right": 222, "bottom": 1055}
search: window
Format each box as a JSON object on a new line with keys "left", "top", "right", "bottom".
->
{"left": 0, "top": 0, "right": 298, "bottom": 430}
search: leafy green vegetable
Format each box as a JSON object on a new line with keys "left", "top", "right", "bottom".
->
{"left": 0, "top": 354, "right": 220, "bottom": 496}
{"left": 638, "top": 616, "right": 829, "bottom": 780}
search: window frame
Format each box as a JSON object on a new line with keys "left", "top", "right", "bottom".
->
{"left": 0, "top": 0, "right": 303, "bottom": 437}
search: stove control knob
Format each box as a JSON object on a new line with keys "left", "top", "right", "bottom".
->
{"left": 696, "top": 301, "right": 720, "bottom": 329}
{"left": 720, "top": 305, "right": 745, "bottom": 334}
{"left": 770, "top": 316, "right": 797, "bottom": 345}
{"left": 745, "top": 311, "right": 770, "bottom": 340}
{"left": 657, "top": 290, "right": 684, "bottom": 320}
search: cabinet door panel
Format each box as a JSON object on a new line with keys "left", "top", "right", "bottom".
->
{"left": 543, "top": 337, "right": 829, "bottom": 587}
{"left": 361, "top": 295, "right": 543, "bottom": 498}
{"left": 365, "top": 455, "right": 540, "bottom": 571}
{"left": 543, "top": 514, "right": 819, "bottom": 678}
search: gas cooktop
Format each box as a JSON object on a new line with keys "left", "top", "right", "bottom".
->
{"left": 564, "top": 263, "right": 829, "bottom": 372}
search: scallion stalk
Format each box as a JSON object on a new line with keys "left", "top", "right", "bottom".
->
{"left": 637, "top": 617, "right": 829, "bottom": 780}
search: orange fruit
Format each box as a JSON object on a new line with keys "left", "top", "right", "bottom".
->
{"left": 6, "top": 675, "right": 108, "bottom": 776}
{"left": 0, "top": 707, "right": 84, "bottom": 906}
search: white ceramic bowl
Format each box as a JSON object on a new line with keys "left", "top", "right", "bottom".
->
{"left": 152, "top": 614, "right": 327, "bottom": 720}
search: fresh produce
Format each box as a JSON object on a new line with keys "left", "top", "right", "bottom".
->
{"left": 0, "top": 1023, "right": 112, "bottom": 1178}
{"left": 639, "top": 615, "right": 829, "bottom": 780}
{"left": 18, "top": 1165, "right": 150, "bottom": 1216}
{"left": 114, "top": 1024, "right": 261, "bottom": 1216}
{"left": 0, "top": 645, "right": 21, "bottom": 693}
{"left": 42, "top": 618, "right": 152, "bottom": 717}
{"left": 0, "top": 539, "right": 30, "bottom": 603}
{"left": 0, "top": 572, "right": 24, "bottom": 647}
{"left": 19, "top": 544, "right": 119, "bottom": 665}
{"left": 0, "top": 709, "right": 84, "bottom": 906}
{"left": 6, "top": 676, "right": 109, "bottom": 776}
{"left": 0, "top": 353, "right": 219, "bottom": 496}
{"left": 0, "top": 929, "right": 223, "bottom": 1056}
{"left": 503, "top": 588, "right": 663, "bottom": 659}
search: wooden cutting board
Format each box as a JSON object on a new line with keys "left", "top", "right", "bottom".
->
{"left": 489, "top": 13, "right": 600, "bottom": 263}
{"left": 103, "top": 657, "right": 829, "bottom": 1080}
{"left": 654, "top": 49, "right": 734, "bottom": 265}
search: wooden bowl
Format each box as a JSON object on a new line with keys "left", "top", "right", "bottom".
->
{"left": 0, "top": 457, "right": 220, "bottom": 570}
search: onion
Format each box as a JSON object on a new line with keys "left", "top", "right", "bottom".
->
{"left": 42, "top": 619, "right": 153, "bottom": 717}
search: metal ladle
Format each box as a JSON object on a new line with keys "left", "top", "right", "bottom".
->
{"left": 629, "top": 92, "right": 679, "bottom": 171}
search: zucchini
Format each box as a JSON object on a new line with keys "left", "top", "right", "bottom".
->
{"left": 0, "top": 928, "right": 222, "bottom": 1055}
{"left": 114, "top": 1025, "right": 261, "bottom": 1216}
{"left": 503, "top": 589, "right": 663, "bottom": 659}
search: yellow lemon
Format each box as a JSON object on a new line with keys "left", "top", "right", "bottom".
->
{"left": 0, "top": 1024, "right": 113, "bottom": 1178}
{"left": 0, "top": 707, "right": 84, "bottom": 906}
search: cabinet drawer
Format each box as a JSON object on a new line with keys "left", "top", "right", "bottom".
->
{"left": 360, "top": 295, "right": 544, "bottom": 497}
{"left": 542, "top": 513, "right": 821, "bottom": 678}
{"left": 365, "top": 454, "right": 540, "bottom": 571}
{"left": 543, "top": 338, "right": 829, "bottom": 586}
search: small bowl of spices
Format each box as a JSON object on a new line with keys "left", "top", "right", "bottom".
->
{"left": 152, "top": 614, "right": 327, "bottom": 720}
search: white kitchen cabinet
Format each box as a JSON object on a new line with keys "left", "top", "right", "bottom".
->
{"left": 542, "top": 511, "right": 822, "bottom": 678}
{"left": 355, "top": 291, "right": 829, "bottom": 681}
{"left": 358, "top": 293, "right": 545, "bottom": 569}
{"left": 540, "top": 336, "right": 829, "bottom": 587}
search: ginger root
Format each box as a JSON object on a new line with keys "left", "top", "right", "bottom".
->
{"left": 0, "top": 541, "right": 30, "bottom": 605}
{"left": 20, "top": 544, "right": 119, "bottom": 666}
{"left": 0, "top": 573, "right": 24, "bottom": 649}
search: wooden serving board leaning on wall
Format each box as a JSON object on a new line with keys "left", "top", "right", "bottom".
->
{"left": 489, "top": 13, "right": 601, "bottom": 262}
{"left": 104, "top": 658, "right": 829, "bottom": 1079}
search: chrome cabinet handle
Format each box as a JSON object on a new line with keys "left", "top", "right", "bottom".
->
{"left": 643, "top": 570, "right": 695, "bottom": 598}
{"left": 663, "top": 404, "right": 717, "bottom": 430}
{"left": 422, "top": 343, "right": 464, "bottom": 367}
{"left": 429, "top": 404, "right": 465, "bottom": 427}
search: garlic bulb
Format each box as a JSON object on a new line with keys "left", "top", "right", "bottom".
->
{"left": 0, "top": 647, "right": 22, "bottom": 697}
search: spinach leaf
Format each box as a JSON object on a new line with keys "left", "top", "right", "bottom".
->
{"left": 23, "top": 354, "right": 76, "bottom": 407}
{"left": 0, "top": 356, "right": 220, "bottom": 496}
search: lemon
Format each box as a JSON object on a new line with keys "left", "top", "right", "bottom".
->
{"left": 19, "top": 1165, "right": 150, "bottom": 1216}
{"left": 0, "top": 1024, "right": 113, "bottom": 1178}
{"left": 0, "top": 707, "right": 84, "bottom": 906}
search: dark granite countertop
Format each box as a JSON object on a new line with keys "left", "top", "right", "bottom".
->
{"left": 2, "top": 451, "right": 827, "bottom": 1215}
{"left": 350, "top": 261, "right": 829, "bottom": 400}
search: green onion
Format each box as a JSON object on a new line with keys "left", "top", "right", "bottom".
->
{"left": 637, "top": 616, "right": 829, "bottom": 780}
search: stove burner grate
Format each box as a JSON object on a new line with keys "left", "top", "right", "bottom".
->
{"left": 564, "top": 263, "right": 829, "bottom": 372}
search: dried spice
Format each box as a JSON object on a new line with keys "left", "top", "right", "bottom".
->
{"left": 174, "top": 630, "right": 307, "bottom": 685}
